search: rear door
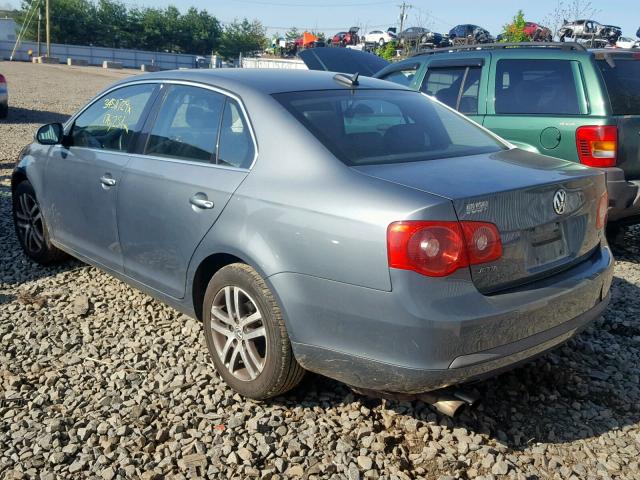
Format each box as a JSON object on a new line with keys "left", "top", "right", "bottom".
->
{"left": 419, "top": 55, "right": 490, "bottom": 125}
{"left": 117, "top": 83, "right": 254, "bottom": 298}
{"left": 483, "top": 55, "right": 589, "bottom": 159}
{"left": 595, "top": 52, "right": 640, "bottom": 181}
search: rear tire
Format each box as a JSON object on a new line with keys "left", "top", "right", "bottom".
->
{"left": 203, "top": 263, "right": 305, "bottom": 399}
{"left": 0, "top": 103, "right": 7, "bottom": 119}
{"left": 12, "top": 180, "right": 67, "bottom": 265}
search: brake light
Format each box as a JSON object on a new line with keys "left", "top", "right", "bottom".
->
{"left": 576, "top": 126, "right": 617, "bottom": 167}
{"left": 387, "top": 221, "right": 502, "bottom": 277}
{"left": 596, "top": 191, "right": 608, "bottom": 230}
{"left": 0, "top": 74, "right": 5, "bottom": 84}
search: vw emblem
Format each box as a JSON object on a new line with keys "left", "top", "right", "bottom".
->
{"left": 553, "top": 189, "right": 567, "bottom": 215}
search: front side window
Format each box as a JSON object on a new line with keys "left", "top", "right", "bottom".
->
{"left": 495, "top": 59, "right": 581, "bottom": 115}
{"left": 71, "top": 84, "right": 156, "bottom": 152}
{"left": 421, "top": 66, "right": 481, "bottom": 114}
{"left": 381, "top": 67, "right": 418, "bottom": 87}
{"left": 146, "top": 85, "right": 225, "bottom": 162}
{"left": 274, "top": 89, "right": 505, "bottom": 166}
{"left": 218, "top": 99, "right": 255, "bottom": 169}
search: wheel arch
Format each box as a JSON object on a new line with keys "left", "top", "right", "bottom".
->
{"left": 11, "top": 168, "right": 28, "bottom": 194}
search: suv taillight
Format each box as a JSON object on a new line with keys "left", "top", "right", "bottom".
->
{"left": 387, "top": 221, "right": 502, "bottom": 277}
{"left": 576, "top": 126, "right": 617, "bottom": 168}
{"left": 0, "top": 74, "right": 6, "bottom": 84}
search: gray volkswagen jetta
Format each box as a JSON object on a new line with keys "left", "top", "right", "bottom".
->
{"left": 12, "top": 69, "right": 613, "bottom": 401}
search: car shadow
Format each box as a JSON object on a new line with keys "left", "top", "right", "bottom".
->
{"left": 0, "top": 107, "right": 70, "bottom": 126}
{"left": 271, "top": 274, "right": 640, "bottom": 451}
{"left": 609, "top": 226, "right": 640, "bottom": 263}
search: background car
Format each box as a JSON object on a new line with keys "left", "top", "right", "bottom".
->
{"left": 331, "top": 27, "right": 359, "bottom": 46}
{"left": 0, "top": 73, "right": 7, "bottom": 119}
{"left": 362, "top": 29, "right": 396, "bottom": 46}
{"left": 397, "top": 27, "right": 444, "bottom": 48}
{"left": 615, "top": 37, "right": 639, "bottom": 48}
{"left": 12, "top": 69, "right": 612, "bottom": 402}
{"left": 559, "top": 19, "right": 622, "bottom": 46}
{"left": 448, "top": 24, "right": 494, "bottom": 44}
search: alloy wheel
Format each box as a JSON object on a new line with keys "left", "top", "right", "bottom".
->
{"left": 210, "top": 286, "right": 267, "bottom": 381}
{"left": 15, "top": 192, "right": 45, "bottom": 254}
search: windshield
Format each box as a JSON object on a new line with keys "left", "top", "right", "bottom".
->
{"left": 274, "top": 89, "right": 505, "bottom": 166}
{"left": 597, "top": 57, "right": 640, "bottom": 115}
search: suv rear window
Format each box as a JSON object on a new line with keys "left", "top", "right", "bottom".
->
{"left": 597, "top": 57, "right": 640, "bottom": 115}
{"left": 274, "top": 89, "right": 505, "bottom": 166}
{"left": 495, "top": 59, "right": 581, "bottom": 115}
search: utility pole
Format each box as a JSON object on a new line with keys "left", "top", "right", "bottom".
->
{"left": 37, "top": 8, "right": 41, "bottom": 57}
{"left": 398, "top": 2, "right": 412, "bottom": 34}
{"left": 45, "top": 0, "right": 50, "bottom": 57}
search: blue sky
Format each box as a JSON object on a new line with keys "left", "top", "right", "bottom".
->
{"left": 6, "top": 0, "right": 640, "bottom": 38}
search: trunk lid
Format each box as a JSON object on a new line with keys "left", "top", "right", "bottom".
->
{"left": 596, "top": 52, "right": 640, "bottom": 180}
{"left": 354, "top": 149, "right": 605, "bottom": 293}
{"left": 298, "top": 47, "right": 389, "bottom": 76}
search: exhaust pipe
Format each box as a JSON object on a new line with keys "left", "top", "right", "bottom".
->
{"left": 418, "top": 390, "right": 478, "bottom": 417}
{"left": 351, "top": 387, "right": 479, "bottom": 418}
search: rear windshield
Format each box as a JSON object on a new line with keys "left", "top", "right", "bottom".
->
{"left": 273, "top": 89, "right": 505, "bottom": 166}
{"left": 597, "top": 57, "right": 640, "bottom": 115}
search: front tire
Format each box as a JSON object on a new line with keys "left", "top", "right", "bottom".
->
{"left": 378, "top": 38, "right": 385, "bottom": 46}
{"left": 203, "top": 263, "right": 305, "bottom": 399}
{"left": 12, "top": 180, "right": 67, "bottom": 265}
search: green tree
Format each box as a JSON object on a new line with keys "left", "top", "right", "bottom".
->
{"left": 501, "top": 10, "right": 529, "bottom": 43}
{"left": 377, "top": 40, "right": 397, "bottom": 61}
{"left": 285, "top": 27, "right": 300, "bottom": 42}
{"left": 220, "top": 19, "right": 268, "bottom": 59}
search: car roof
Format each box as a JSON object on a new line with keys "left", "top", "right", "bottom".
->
{"left": 112, "top": 68, "right": 410, "bottom": 97}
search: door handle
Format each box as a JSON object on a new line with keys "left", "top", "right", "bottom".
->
{"left": 100, "top": 176, "right": 116, "bottom": 187}
{"left": 190, "top": 195, "right": 214, "bottom": 210}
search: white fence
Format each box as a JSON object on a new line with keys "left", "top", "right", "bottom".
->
{"left": 0, "top": 39, "right": 199, "bottom": 70}
{"left": 241, "top": 57, "right": 307, "bottom": 70}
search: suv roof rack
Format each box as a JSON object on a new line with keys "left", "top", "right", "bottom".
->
{"left": 412, "top": 41, "right": 587, "bottom": 57}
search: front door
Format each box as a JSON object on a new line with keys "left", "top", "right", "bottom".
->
{"left": 483, "top": 57, "right": 588, "bottom": 161}
{"left": 117, "top": 84, "right": 254, "bottom": 298}
{"left": 45, "top": 83, "right": 158, "bottom": 270}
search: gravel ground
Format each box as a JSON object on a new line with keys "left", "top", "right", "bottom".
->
{"left": 1, "top": 61, "right": 640, "bottom": 480}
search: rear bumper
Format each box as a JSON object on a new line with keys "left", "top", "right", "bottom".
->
{"left": 272, "top": 245, "right": 613, "bottom": 393}
{"left": 603, "top": 167, "right": 640, "bottom": 224}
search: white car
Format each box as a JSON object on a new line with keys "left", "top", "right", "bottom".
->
{"left": 615, "top": 37, "right": 639, "bottom": 49}
{"left": 363, "top": 30, "right": 396, "bottom": 45}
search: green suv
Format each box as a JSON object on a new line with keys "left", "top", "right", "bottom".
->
{"left": 300, "top": 43, "right": 640, "bottom": 226}
{"left": 375, "top": 43, "right": 640, "bottom": 226}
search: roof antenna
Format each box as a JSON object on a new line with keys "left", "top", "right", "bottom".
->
{"left": 334, "top": 72, "right": 360, "bottom": 87}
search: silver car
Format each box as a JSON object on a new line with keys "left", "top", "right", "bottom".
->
{"left": 12, "top": 69, "right": 613, "bottom": 401}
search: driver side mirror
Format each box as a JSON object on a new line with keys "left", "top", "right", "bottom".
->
{"left": 36, "top": 123, "right": 64, "bottom": 145}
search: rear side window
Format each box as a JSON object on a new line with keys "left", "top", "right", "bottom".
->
{"left": 218, "top": 99, "right": 255, "bottom": 169}
{"left": 146, "top": 85, "right": 225, "bottom": 163}
{"left": 495, "top": 59, "right": 581, "bottom": 115}
{"left": 274, "top": 89, "right": 504, "bottom": 166}
{"left": 380, "top": 67, "right": 417, "bottom": 87}
{"left": 71, "top": 84, "right": 156, "bottom": 152}
{"left": 421, "top": 66, "right": 481, "bottom": 114}
{"left": 597, "top": 57, "right": 640, "bottom": 115}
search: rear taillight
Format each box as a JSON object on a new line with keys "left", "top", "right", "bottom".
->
{"left": 576, "top": 126, "right": 617, "bottom": 168}
{"left": 0, "top": 74, "right": 6, "bottom": 84}
{"left": 596, "top": 191, "right": 609, "bottom": 230}
{"left": 387, "top": 220, "right": 502, "bottom": 277}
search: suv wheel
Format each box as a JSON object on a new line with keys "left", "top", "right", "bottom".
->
{"left": 12, "top": 181, "right": 67, "bottom": 264}
{"left": 378, "top": 38, "right": 385, "bottom": 46}
{"left": 0, "top": 103, "right": 7, "bottom": 119}
{"left": 203, "top": 263, "right": 305, "bottom": 399}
